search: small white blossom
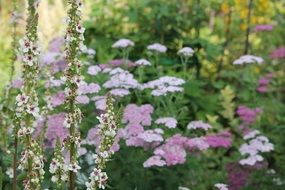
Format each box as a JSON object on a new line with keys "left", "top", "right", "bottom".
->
{"left": 112, "top": 38, "right": 134, "bottom": 49}
{"left": 178, "top": 47, "right": 194, "bottom": 57}
{"left": 147, "top": 43, "right": 167, "bottom": 53}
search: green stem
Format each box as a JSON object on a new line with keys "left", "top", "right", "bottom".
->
{"left": 244, "top": 0, "right": 253, "bottom": 55}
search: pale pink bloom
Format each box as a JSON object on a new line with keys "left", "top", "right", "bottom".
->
{"left": 78, "top": 82, "right": 101, "bottom": 94}
{"left": 51, "top": 91, "right": 65, "bottom": 108}
{"left": 112, "top": 39, "right": 134, "bottom": 49}
{"left": 76, "top": 95, "right": 90, "bottom": 104}
{"left": 12, "top": 79, "right": 23, "bottom": 88}
{"left": 185, "top": 137, "right": 209, "bottom": 151}
{"left": 143, "top": 156, "right": 166, "bottom": 168}
{"left": 45, "top": 113, "right": 68, "bottom": 148}
{"left": 135, "top": 59, "right": 151, "bottom": 66}
{"left": 254, "top": 24, "right": 273, "bottom": 32}
{"left": 123, "top": 104, "right": 153, "bottom": 126}
{"left": 87, "top": 65, "right": 101, "bottom": 76}
{"left": 187, "top": 121, "right": 212, "bottom": 131}
{"left": 205, "top": 131, "right": 232, "bottom": 148}
{"left": 270, "top": 47, "right": 285, "bottom": 59}
{"left": 110, "top": 88, "right": 130, "bottom": 97}
{"left": 92, "top": 96, "right": 106, "bottom": 110}
{"left": 155, "top": 117, "right": 177, "bottom": 128}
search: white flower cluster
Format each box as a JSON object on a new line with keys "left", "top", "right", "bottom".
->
{"left": 63, "top": 108, "right": 82, "bottom": 129}
{"left": 15, "top": 1, "right": 45, "bottom": 188}
{"left": 147, "top": 43, "right": 167, "bottom": 53}
{"left": 214, "top": 183, "right": 228, "bottom": 190}
{"left": 19, "top": 36, "right": 40, "bottom": 66}
{"left": 49, "top": 141, "right": 69, "bottom": 186}
{"left": 19, "top": 140, "right": 45, "bottom": 189}
{"left": 155, "top": 117, "right": 177, "bottom": 128}
{"left": 233, "top": 55, "right": 264, "bottom": 65}
{"left": 112, "top": 38, "right": 134, "bottom": 49}
{"left": 86, "top": 95, "right": 118, "bottom": 190}
{"left": 178, "top": 47, "right": 194, "bottom": 58}
{"left": 142, "top": 76, "right": 185, "bottom": 96}
{"left": 135, "top": 59, "right": 151, "bottom": 66}
{"left": 187, "top": 121, "right": 212, "bottom": 131}
{"left": 62, "top": 0, "right": 85, "bottom": 183}
{"left": 239, "top": 130, "right": 274, "bottom": 166}
{"left": 103, "top": 69, "right": 139, "bottom": 91}
{"left": 86, "top": 168, "right": 108, "bottom": 190}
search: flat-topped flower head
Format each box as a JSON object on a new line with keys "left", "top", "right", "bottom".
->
{"left": 155, "top": 117, "right": 177, "bottom": 128}
{"left": 187, "top": 121, "right": 212, "bottom": 131}
{"left": 147, "top": 43, "right": 167, "bottom": 53}
{"left": 178, "top": 47, "right": 194, "bottom": 58}
{"left": 239, "top": 132, "right": 274, "bottom": 166}
{"left": 135, "top": 59, "right": 151, "bottom": 66}
{"left": 112, "top": 38, "right": 134, "bottom": 49}
{"left": 233, "top": 55, "right": 264, "bottom": 65}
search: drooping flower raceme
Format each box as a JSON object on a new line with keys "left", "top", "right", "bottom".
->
{"left": 14, "top": 0, "right": 45, "bottom": 188}
{"left": 86, "top": 95, "right": 119, "bottom": 190}
{"left": 233, "top": 55, "right": 264, "bottom": 65}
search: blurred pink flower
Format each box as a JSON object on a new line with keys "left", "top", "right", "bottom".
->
{"left": 155, "top": 117, "right": 177, "bottom": 128}
{"left": 51, "top": 91, "right": 65, "bottom": 108}
{"left": 236, "top": 106, "right": 262, "bottom": 125}
{"left": 45, "top": 113, "right": 68, "bottom": 148}
{"left": 254, "top": 24, "right": 273, "bottom": 32}
{"left": 143, "top": 156, "right": 166, "bottom": 168}
{"left": 11, "top": 79, "right": 23, "bottom": 88}
{"left": 205, "top": 131, "right": 232, "bottom": 148}
{"left": 123, "top": 104, "right": 154, "bottom": 126}
{"left": 76, "top": 95, "right": 90, "bottom": 104}
{"left": 270, "top": 47, "right": 285, "bottom": 59}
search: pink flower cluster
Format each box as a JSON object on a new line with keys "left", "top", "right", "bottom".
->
{"left": 254, "top": 24, "right": 273, "bottom": 32}
{"left": 270, "top": 46, "right": 285, "bottom": 59}
{"left": 205, "top": 131, "right": 232, "bottom": 148}
{"left": 236, "top": 106, "right": 262, "bottom": 126}
{"left": 256, "top": 73, "right": 274, "bottom": 93}
{"left": 144, "top": 135, "right": 209, "bottom": 167}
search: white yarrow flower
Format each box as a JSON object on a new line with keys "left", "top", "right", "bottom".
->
{"left": 112, "top": 39, "right": 134, "bottom": 49}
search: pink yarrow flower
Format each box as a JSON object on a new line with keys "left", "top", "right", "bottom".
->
{"left": 155, "top": 117, "right": 177, "bottom": 128}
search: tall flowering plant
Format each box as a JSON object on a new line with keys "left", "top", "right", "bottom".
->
{"left": 14, "top": 0, "right": 44, "bottom": 189}
{"left": 63, "top": 0, "right": 85, "bottom": 189}
{"left": 86, "top": 95, "right": 119, "bottom": 190}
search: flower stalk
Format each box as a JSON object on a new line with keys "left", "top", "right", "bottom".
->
{"left": 14, "top": 0, "right": 45, "bottom": 189}
{"left": 86, "top": 94, "right": 119, "bottom": 190}
{"left": 63, "top": 0, "right": 85, "bottom": 189}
